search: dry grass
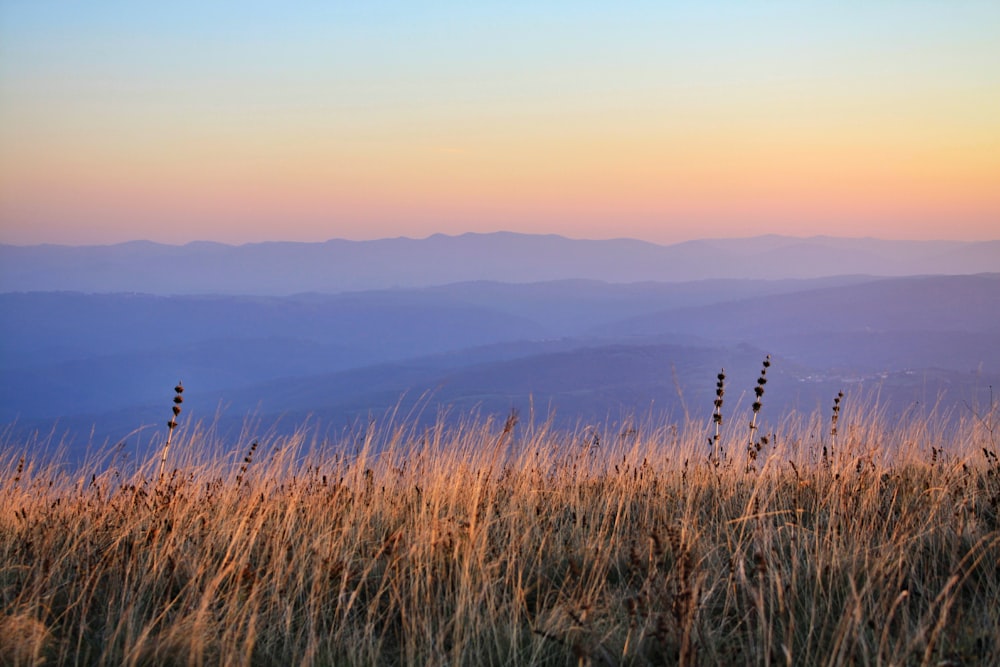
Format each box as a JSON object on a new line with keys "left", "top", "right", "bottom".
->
{"left": 1, "top": 399, "right": 998, "bottom": 666}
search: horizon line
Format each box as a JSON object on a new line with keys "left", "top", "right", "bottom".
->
{"left": 3, "top": 230, "right": 997, "bottom": 250}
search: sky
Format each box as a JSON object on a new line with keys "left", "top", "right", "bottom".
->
{"left": 1, "top": 1, "right": 998, "bottom": 246}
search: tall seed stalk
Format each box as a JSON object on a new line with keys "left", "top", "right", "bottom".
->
{"left": 709, "top": 369, "right": 725, "bottom": 465}
{"left": 830, "top": 390, "right": 844, "bottom": 460}
{"left": 746, "top": 355, "right": 770, "bottom": 471}
{"left": 158, "top": 381, "right": 184, "bottom": 481}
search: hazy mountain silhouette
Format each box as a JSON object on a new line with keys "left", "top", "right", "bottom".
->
{"left": 3, "top": 273, "right": 997, "bottom": 456}
{"left": 3, "top": 233, "right": 998, "bottom": 294}
{"left": 0, "top": 290, "right": 544, "bottom": 420}
{"left": 598, "top": 274, "right": 1000, "bottom": 338}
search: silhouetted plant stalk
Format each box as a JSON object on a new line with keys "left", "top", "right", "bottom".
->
{"left": 709, "top": 369, "right": 725, "bottom": 465}
{"left": 157, "top": 382, "right": 184, "bottom": 481}
{"left": 236, "top": 440, "right": 258, "bottom": 486}
{"left": 830, "top": 390, "right": 844, "bottom": 459}
{"left": 746, "top": 355, "right": 770, "bottom": 471}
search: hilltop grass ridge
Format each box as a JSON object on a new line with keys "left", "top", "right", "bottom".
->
{"left": 1, "top": 394, "right": 998, "bottom": 665}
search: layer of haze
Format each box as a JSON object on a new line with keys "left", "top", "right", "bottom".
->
{"left": 2, "top": 2, "right": 999, "bottom": 246}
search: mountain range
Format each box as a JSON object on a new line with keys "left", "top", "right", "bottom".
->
{"left": 2, "top": 236, "right": 997, "bottom": 459}
{"left": 3, "top": 233, "right": 998, "bottom": 294}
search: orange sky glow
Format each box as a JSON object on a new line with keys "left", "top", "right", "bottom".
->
{"left": 1, "top": 3, "right": 998, "bottom": 245}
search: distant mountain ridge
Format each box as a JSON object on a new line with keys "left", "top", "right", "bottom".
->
{"left": 3, "top": 273, "right": 998, "bottom": 455}
{"left": 599, "top": 273, "right": 1000, "bottom": 339}
{"left": 2, "top": 233, "right": 998, "bottom": 294}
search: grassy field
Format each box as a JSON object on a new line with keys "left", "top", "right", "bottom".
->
{"left": 1, "top": 388, "right": 998, "bottom": 665}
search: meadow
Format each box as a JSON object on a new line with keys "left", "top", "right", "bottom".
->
{"left": 1, "top": 377, "right": 998, "bottom": 666}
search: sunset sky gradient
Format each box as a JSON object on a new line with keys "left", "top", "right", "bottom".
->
{"left": 2, "top": 2, "right": 998, "bottom": 245}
